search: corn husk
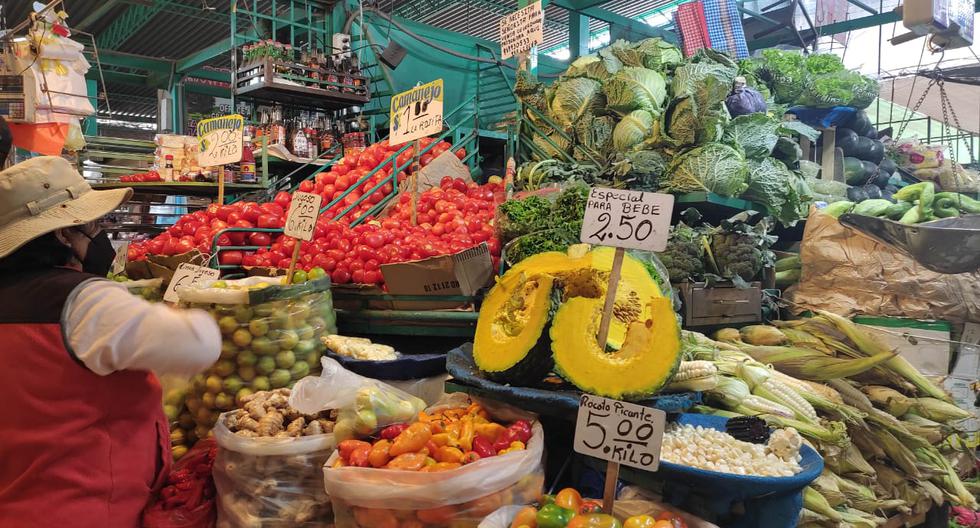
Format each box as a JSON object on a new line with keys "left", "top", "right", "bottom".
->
{"left": 815, "top": 310, "right": 951, "bottom": 402}
{"left": 901, "top": 414, "right": 946, "bottom": 445}
{"left": 908, "top": 397, "right": 973, "bottom": 422}
{"left": 828, "top": 379, "right": 875, "bottom": 413}
{"left": 862, "top": 385, "right": 913, "bottom": 416}
{"left": 778, "top": 327, "right": 836, "bottom": 355}
{"left": 712, "top": 327, "right": 742, "bottom": 344}
{"left": 664, "top": 373, "right": 719, "bottom": 392}
{"left": 799, "top": 508, "right": 831, "bottom": 526}
{"left": 804, "top": 486, "right": 843, "bottom": 522}
{"left": 739, "top": 325, "right": 787, "bottom": 346}
{"left": 738, "top": 344, "right": 894, "bottom": 381}
{"left": 811, "top": 471, "right": 846, "bottom": 507}
{"left": 914, "top": 446, "right": 978, "bottom": 507}
{"left": 839, "top": 508, "right": 887, "bottom": 527}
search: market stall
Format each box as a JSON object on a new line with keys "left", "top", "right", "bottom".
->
{"left": 2, "top": 0, "right": 979, "bottom": 527}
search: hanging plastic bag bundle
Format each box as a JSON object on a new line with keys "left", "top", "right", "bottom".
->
{"left": 212, "top": 388, "right": 338, "bottom": 528}
{"left": 321, "top": 394, "right": 546, "bottom": 528}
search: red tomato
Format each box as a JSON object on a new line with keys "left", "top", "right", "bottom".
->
{"left": 216, "top": 205, "right": 236, "bottom": 221}
{"left": 331, "top": 268, "right": 351, "bottom": 283}
{"left": 241, "top": 203, "right": 261, "bottom": 223}
{"left": 219, "top": 251, "right": 244, "bottom": 266}
{"left": 298, "top": 180, "right": 315, "bottom": 193}
{"left": 174, "top": 239, "right": 195, "bottom": 254}
{"left": 335, "top": 175, "right": 351, "bottom": 191}
{"left": 363, "top": 270, "right": 381, "bottom": 284}
{"left": 351, "top": 269, "right": 366, "bottom": 283}
{"left": 242, "top": 254, "right": 259, "bottom": 267}
{"left": 273, "top": 191, "right": 292, "bottom": 209}
{"left": 257, "top": 214, "right": 282, "bottom": 229}
{"left": 248, "top": 232, "right": 272, "bottom": 246}
{"left": 363, "top": 233, "right": 384, "bottom": 249}
{"left": 259, "top": 202, "right": 285, "bottom": 217}
{"left": 455, "top": 148, "right": 466, "bottom": 160}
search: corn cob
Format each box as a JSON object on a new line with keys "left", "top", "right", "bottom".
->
{"left": 901, "top": 414, "right": 946, "bottom": 445}
{"left": 712, "top": 327, "right": 742, "bottom": 344}
{"left": 803, "top": 486, "right": 843, "bottom": 522}
{"left": 875, "top": 427, "right": 921, "bottom": 478}
{"left": 738, "top": 325, "right": 788, "bottom": 346}
{"left": 810, "top": 471, "right": 846, "bottom": 507}
{"left": 915, "top": 446, "right": 978, "bottom": 508}
{"left": 861, "top": 385, "right": 913, "bottom": 416}
{"left": 706, "top": 377, "right": 796, "bottom": 418}
{"left": 664, "top": 361, "right": 719, "bottom": 392}
{"left": 738, "top": 344, "right": 894, "bottom": 381}
{"left": 908, "top": 397, "right": 973, "bottom": 422}
{"left": 777, "top": 327, "right": 836, "bottom": 355}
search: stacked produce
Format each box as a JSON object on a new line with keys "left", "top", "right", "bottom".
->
{"left": 142, "top": 438, "right": 218, "bottom": 528}
{"left": 179, "top": 277, "right": 337, "bottom": 435}
{"left": 744, "top": 50, "right": 878, "bottom": 109}
{"left": 473, "top": 245, "right": 680, "bottom": 400}
{"left": 660, "top": 423, "right": 803, "bottom": 477}
{"left": 656, "top": 211, "right": 775, "bottom": 284}
{"left": 503, "top": 488, "right": 692, "bottom": 528}
{"left": 679, "top": 314, "right": 976, "bottom": 524}
{"left": 514, "top": 40, "right": 823, "bottom": 227}
{"left": 497, "top": 184, "right": 589, "bottom": 265}
{"left": 826, "top": 180, "right": 980, "bottom": 224}
{"left": 324, "top": 334, "right": 399, "bottom": 361}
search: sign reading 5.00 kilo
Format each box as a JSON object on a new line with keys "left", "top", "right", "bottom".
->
{"left": 284, "top": 191, "right": 322, "bottom": 242}
{"left": 164, "top": 263, "right": 221, "bottom": 303}
{"left": 574, "top": 394, "right": 666, "bottom": 472}
{"left": 499, "top": 1, "right": 544, "bottom": 60}
{"left": 389, "top": 79, "right": 444, "bottom": 147}
{"left": 580, "top": 187, "right": 674, "bottom": 252}
{"left": 197, "top": 114, "right": 244, "bottom": 166}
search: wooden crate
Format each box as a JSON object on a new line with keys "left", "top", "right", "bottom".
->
{"left": 679, "top": 281, "right": 763, "bottom": 327}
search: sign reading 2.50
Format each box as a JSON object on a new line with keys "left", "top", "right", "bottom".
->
{"left": 580, "top": 188, "right": 674, "bottom": 252}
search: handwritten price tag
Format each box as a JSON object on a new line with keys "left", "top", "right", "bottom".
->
{"left": 196, "top": 114, "right": 244, "bottom": 167}
{"left": 580, "top": 188, "right": 673, "bottom": 252}
{"left": 389, "top": 79, "right": 444, "bottom": 147}
{"left": 574, "top": 394, "right": 666, "bottom": 471}
{"left": 164, "top": 263, "right": 221, "bottom": 303}
{"left": 499, "top": 1, "right": 544, "bottom": 60}
{"left": 284, "top": 191, "right": 322, "bottom": 241}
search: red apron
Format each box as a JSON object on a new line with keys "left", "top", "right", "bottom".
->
{"left": 0, "top": 269, "right": 171, "bottom": 527}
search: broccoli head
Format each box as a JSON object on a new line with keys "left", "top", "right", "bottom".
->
{"left": 712, "top": 233, "right": 763, "bottom": 281}
{"left": 657, "top": 222, "right": 704, "bottom": 283}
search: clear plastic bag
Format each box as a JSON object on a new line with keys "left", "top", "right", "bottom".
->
{"left": 179, "top": 276, "right": 337, "bottom": 436}
{"left": 387, "top": 375, "right": 449, "bottom": 407}
{"left": 289, "top": 356, "right": 426, "bottom": 441}
{"left": 213, "top": 412, "right": 336, "bottom": 528}
{"left": 322, "top": 398, "right": 545, "bottom": 528}
{"left": 124, "top": 277, "right": 165, "bottom": 302}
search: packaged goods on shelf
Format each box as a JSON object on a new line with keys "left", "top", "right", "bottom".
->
{"left": 177, "top": 276, "right": 337, "bottom": 434}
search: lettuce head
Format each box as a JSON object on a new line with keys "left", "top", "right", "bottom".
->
{"left": 603, "top": 67, "right": 668, "bottom": 115}
{"left": 662, "top": 143, "right": 749, "bottom": 197}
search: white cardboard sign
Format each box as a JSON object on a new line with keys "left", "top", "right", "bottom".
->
{"left": 499, "top": 1, "right": 544, "bottom": 60}
{"left": 284, "top": 191, "right": 323, "bottom": 241}
{"left": 164, "top": 263, "right": 221, "bottom": 303}
{"left": 196, "top": 114, "right": 244, "bottom": 167}
{"left": 574, "top": 394, "right": 666, "bottom": 471}
{"left": 580, "top": 187, "right": 674, "bottom": 252}
{"left": 389, "top": 79, "right": 444, "bottom": 147}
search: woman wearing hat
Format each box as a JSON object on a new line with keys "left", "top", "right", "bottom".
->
{"left": 0, "top": 156, "right": 222, "bottom": 526}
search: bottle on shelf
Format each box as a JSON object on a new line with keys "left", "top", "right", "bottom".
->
{"left": 240, "top": 137, "right": 257, "bottom": 183}
{"left": 161, "top": 155, "right": 174, "bottom": 181}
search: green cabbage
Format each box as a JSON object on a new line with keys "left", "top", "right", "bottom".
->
{"left": 743, "top": 158, "right": 812, "bottom": 226}
{"left": 722, "top": 113, "right": 781, "bottom": 160}
{"left": 603, "top": 67, "right": 668, "bottom": 115}
{"left": 612, "top": 110, "right": 655, "bottom": 152}
{"left": 663, "top": 143, "right": 749, "bottom": 196}
{"left": 550, "top": 77, "right": 604, "bottom": 128}
{"left": 665, "top": 97, "right": 698, "bottom": 146}
{"left": 610, "top": 38, "right": 683, "bottom": 71}
{"left": 575, "top": 114, "right": 616, "bottom": 161}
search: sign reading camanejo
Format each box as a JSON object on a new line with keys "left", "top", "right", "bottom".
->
{"left": 389, "top": 80, "right": 444, "bottom": 147}
{"left": 196, "top": 114, "right": 245, "bottom": 167}
{"left": 499, "top": 1, "right": 544, "bottom": 60}
{"left": 580, "top": 187, "right": 674, "bottom": 252}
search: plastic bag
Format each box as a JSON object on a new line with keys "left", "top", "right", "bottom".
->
{"left": 289, "top": 356, "right": 426, "bottom": 441}
{"left": 124, "top": 277, "right": 165, "bottom": 302}
{"left": 387, "top": 374, "right": 449, "bottom": 406}
{"left": 323, "top": 397, "right": 545, "bottom": 528}
{"left": 179, "top": 276, "right": 337, "bottom": 436}
{"left": 725, "top": 86, "right": 767, "bottom": 117}
{"left": 143, "top": 438, "right": 218, "bottom": 528}
{"left": 213, "top": 410, "right": 336, "bottom": 528}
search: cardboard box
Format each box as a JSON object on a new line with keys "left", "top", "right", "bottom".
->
{"left": 853, "top": 316, "right": 952, "bottom": 376}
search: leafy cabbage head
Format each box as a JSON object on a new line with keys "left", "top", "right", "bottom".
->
{"left": 610, "top": 38, "right": 683, "bottom": 71}
{"left": 743, "top": 158, "right": 813, "bottom": 226}
{"left": 550, "top": 77, "right": 604, "bottom": 128}
{"left": 603, "top": 67, "right": 668, "bottom": 115}
{"left": 663, "top": 143, "right": 749, "bottom": 197}
{"left": 722, "top": 113, "right": 781, "bottom": 160}
{"left": 613, "top": 110, "right": 655, "bottom": 152}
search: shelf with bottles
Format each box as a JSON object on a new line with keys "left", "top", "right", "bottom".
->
{"left": 245, "top": 104, "right": 369, "bottom": 165}
{"left": 234, "top": 40, "right": 369, "bottom": 108}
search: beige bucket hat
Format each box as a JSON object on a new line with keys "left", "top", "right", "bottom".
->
{"left": 0, "top": 156, "right": 132, "bottom": 258}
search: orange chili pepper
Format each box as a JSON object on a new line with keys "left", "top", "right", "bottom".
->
{"left": 389, "top": 422, "right": 432, "bottom": 457}
{"left": 459, "top": 416, "right": 475, "bottom": 451}
{"left": 420, "top": 461, "right": 462, "bottom": 472}
{"left": 338, "top": 439, "right": 372, "bottom": 462}
{"left": 417, "top": 411, "right": 433, "bottom": 423}
{"left": 445, "top": 421, "right": 462, "bottom": 439}
{"left": 431, "top": 433, "right": 453, "bottom": 447}
{"left": 428, "top": 420, "right": 445, "bottom": 434}
{"left": 353, "top": 508, "right": 398, "bottom": 528}
{"left": 434, "top": 445, "right": 465, "bottom": 464}
{"left": 368, "top": 439, "right": 392, "bottom": 468}
{"left": 386, "top": 452, "right": 428, "bottom": 471}
{"left": 461, "top": 451, "right": 481, "bottom": 464}
{"left": 474, "top": 423, "right": 506, "bottom": 443}
{"left": 331, "top": 457, "right": 346, "bottom": 468}
{"left": 349, "top": 444, "right": 372, "bottom": 467}
{"left": 473, "top": 414, "right": 490, "bottom": 425}
{"left": 466, "top": 402, "right": 483, "bottom": 416}
{"left": 416, "top": 505, "right": 458, "bottom": 524}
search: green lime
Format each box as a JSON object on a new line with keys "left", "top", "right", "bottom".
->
{"left": 308, "top": 267, "right": 327, "bottom": 281}
{"left": 291, "top": 270, "right": 308, "bottom": 284}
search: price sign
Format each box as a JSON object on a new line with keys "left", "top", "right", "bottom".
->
{"left": 389, "top": 79, "right": 444, "bottom": 147}
{"left": 164, "top": 263, "right": 221, "bottom": 303}
{"left": 574, "top": 394, "right": 666, "bottom": 472}
{"left": 196, "top": 114, "right": 245, "bottom": 167}
{"left": 499, "top": 1, "right": 544, "bottom": 60}
{"left": 284, "top": 191, "right": 322, "bottom": 242}
{"left": 580, "top": 188, "right": 674, "bottom": 252}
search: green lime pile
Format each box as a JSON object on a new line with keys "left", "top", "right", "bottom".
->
{"left": 184, "top": 275, "right": 337, "bottom": 432}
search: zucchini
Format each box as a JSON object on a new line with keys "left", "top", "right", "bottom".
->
{"left": 884, "top": 201, "right": 913, "bottom": 220}
{"left": 935, "top": 192, "right": 980, "bottom": 214}
{"left": 852, "top": 198, "right": 893, "bottom": 217}
{"left": 775, "top": 255, "right": 801, "bottom": 272}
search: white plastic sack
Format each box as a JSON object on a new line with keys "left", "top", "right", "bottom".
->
{"left": 290, "top": 357, "right": 426, "bottom": 440}
{"left": 477, "top": 505, "right": 526, "bottom": 528}
{"left": 213, "top": 413, "right": 336, "bottom": 527}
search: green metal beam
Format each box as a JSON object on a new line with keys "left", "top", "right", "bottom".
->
{"left": 551, "top": 0, "right": 676, "bottom": 42}
{"left": 566, "top": 0, "right": 615, "bottom": 8}
{"left": 94, "top": 50, "right": 171, "bottom": 73}
{"left": 96, "top": 3, "right": 161, "bottom": 50}
{"left": 568, "top": 11, "right": 589, "bottom": 60}
{"left": 176, "top": 37, "right": 238, "bottom": 73}
{"left": 395, "top": 0, "right": 565, "bottom": 30}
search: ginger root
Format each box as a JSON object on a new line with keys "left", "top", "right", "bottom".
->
{"left": 257, "top": 410, "right": 284, "bottom": 437}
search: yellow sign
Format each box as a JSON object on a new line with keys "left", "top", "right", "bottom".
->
{"left": 197, "top": 114, "right": 244, "bottom": 167}
{"left": 389, "top": 79, "right": 444, "bottom": 147}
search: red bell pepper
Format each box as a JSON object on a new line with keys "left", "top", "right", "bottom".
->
{"left": 472, "top": 436, "right": 496, "bottom": 459}
{"left": 379, "top": 423, "right": 410, "bottom": 440}
{"left": 509, "top": 420, "right": 533, "bottom": 443}
{"left": 492, "top": 428, "right": 520, "bottom": 452}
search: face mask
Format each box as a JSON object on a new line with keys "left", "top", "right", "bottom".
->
{"left": 80, "top": 230, "right": 116, "bottom": 276}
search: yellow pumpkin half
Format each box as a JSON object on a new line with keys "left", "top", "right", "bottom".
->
{"left": 550, "top": 295, "right": 681, "bottom": 400}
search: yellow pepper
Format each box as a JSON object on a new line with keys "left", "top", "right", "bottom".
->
{"left": 458, "top": 416, "right": 475, "bottom": 452}
{"left": 446, "top": 420, "right": 462, "bottom": 440}
{"left": 474, "top": 423, "right": 506, "bottom": 443}
{"left": 498, "top": 441, "right": 526, "bottom": 455}
{"left": 431, "top": 433, "right": 455, "bottom": 447}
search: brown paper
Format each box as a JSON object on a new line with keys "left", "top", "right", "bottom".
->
{"left": 789, "top": 208, "right": 980, "bottom": 323}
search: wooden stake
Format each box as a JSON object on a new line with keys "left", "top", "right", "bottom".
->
{"left": 595, "top": 247, "right": 625, "bottom": 348}
{"left": 217, "top": 167, "right": 226, "bottom": 205}
{"left": 285, "top": 239, "right": 301, "bottom": 284}
{"left": 410, "top": 138, "right": 420, "bottom": 226}
{"left": 602, "top": 460, "right": 620, "bottom": 514}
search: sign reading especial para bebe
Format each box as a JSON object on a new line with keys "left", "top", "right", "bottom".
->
{"left": 196, "top": 114, "right": 245, "bottom": 167}
{"left": 389, "top": 79, "right": 444, "bottom": 147}
{"left": 580, "top": 187, "right": 674, "bottom": 252}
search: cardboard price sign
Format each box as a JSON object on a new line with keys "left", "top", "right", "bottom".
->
{"left": 196, "top": 114, "right": 245, "bottom": 167}
{"left": 164, "top": 263, "right": 221, "bottom": 303}
{"left": 389, "top": 80, "right": 444, "bottom": 147}
{"left": 499, "top": 1, "right": 544, "bottom": 60}
{"left": 574, "top": 394, "right": 666, "bottom": 472}
{"left": 580, "top": 187, "right": 674, "bottom": 252}
{"left": 284, "top": 191, "right": 322, "bottom": 242}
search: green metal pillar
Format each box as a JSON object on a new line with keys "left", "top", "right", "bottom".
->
{"left": 171, "top": 81, "right": 185, "bottom": 135}
{"left": 568, "top": 11, "right": 590, "bottom": 60}
{"left": 83, "top": 79, "right": 98, "bottom": 136}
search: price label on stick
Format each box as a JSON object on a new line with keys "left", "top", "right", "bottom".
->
{"left": 196, "top": 114, "right": 245, "bottom": 167}
{"left": 580, "top": 188, "right": 674, "bottom": 252}
{"left": 389, "top": 80, "right": 444, "bottom": 147}
{"left": 499, "top": 1, "right": 544, "bottom": 60}
{"left": 164, "top": 263, "right": 221, "bottom": 303}
{"left": 574, "top": 394, "right": 666, "bottom": 472}
{"left": 284, "top": 191, "right": 323, "bottom": 242}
